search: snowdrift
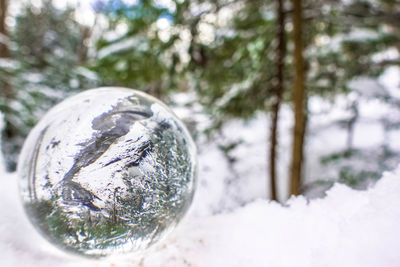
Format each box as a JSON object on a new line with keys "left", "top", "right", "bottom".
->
{"left": 1, "top": 165, "right": 400, "bottom": 267}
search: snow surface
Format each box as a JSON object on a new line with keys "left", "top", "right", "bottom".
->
{"left": 1, "top": 157, "right": 400, "bottom": 266}
{"left": 2, "top": 114, "right": 400, "bottom": 265}
{"left": 1, "top": 68, "right": 400, "bottom": 267}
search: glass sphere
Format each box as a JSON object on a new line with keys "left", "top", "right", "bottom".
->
{"left": 18, "top": 87, "right": 197, "bottom": 257}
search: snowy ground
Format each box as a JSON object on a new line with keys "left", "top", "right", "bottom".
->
{"left": 1, "top": 154, "right": 400, "bottom": 266}
{"left": 2, "top": 116, "right": 400, "bottom": 267}
{"left": 1, "top": 68, "right": 400, "bottom": 266}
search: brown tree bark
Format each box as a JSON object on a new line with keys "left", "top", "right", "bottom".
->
{"left": 289, "top": 0, "right": 306, "bottom": 196}
{"left": 0, "top": 0, "right": 9, "bottom": 58}
{"left": 269, "top": 0, "right": 286, "bottom": 201}
{"left": 0, "top": 0, "right": 12, "bottom": 99}
{"left": 78, "top": 26, "right": 90, "bottom": 64}
{"left": 0, "top": 0, "right": 17, "bottom": 172}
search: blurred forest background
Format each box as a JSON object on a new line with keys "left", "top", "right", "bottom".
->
{"left": 0, "top": 0, "right": 399, "bottom": 204}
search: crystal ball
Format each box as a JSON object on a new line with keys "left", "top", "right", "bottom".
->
{"left": 18, "top": 87, "right": 197, "bottom": 257}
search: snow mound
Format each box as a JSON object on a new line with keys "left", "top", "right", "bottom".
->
{"left": 1, "top": 167, "right": 400, "bottom": 266}
{"left": 140, "top": 170, "right": 400, "bottom": 267}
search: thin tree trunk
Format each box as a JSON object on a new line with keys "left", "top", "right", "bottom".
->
{"left": 0, "top": 0, "right": 17, "bottom": 172}
{"left": 269, "top": 0, "right": 286, "bottom": 201}
{"left": 78, "top": 26, "right": 90, "bottom": 64}
{"left": 346, "top": 100, "right": 358, "bottom": 152}
{"left": 0, "top": 0, "right": 9, "bottom": 58}
{"left": 289, "top": 0, "right": 306, "bottom": 196}
{"left": 0, "top": 0, "right": 12, "bottom": 99}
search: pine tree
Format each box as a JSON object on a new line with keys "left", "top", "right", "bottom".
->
{"left": 0, "top": 2, "right": 99, "bottom": 171}
{"left": 90, "top": 0, "right": 180, "bottom": 99}
{"left": 303, "top": 0, "right": 400, "bottom": 190}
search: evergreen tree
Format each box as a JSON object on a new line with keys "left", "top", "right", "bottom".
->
{"left": 0, "top": 1, "right": 99, "bottom": 171}
{"left": 303, "top": 0, "right": 400, "bottom": 190}
{"left": 90, "top": 0, "right": 181, "bottom": 99}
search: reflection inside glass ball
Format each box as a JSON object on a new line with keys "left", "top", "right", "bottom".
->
{"left": 18, "top": 88, "right": 197, "bottom": 257}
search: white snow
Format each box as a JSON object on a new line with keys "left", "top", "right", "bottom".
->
{"left": 380, "top": 67, "right": 400, "bottom": 99}
{"left": 142, "top": 171, "right": 400, "bottom": 267}
{"left": 215, "top": 73, "right": 258, "bottom": 109}
{"left": 1, "top": 158, "right": 400, "bottom": 266}
{"left": 0, "top": 58, "right": 20, "bottom": 70}
{"left": 2, "top": 81, "right": 400, "bottom": 265}
{"left": 1, "top": 64, "right": 400, "bottom": 267}
{"left": 97, "top": 37, "right": 149, "bottom": 60}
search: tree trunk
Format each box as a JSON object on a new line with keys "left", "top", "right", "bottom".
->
{"left": 346, "top": 100, "right": 358, "bottom": 152}
{"left": 0, "top": 0, "right": 12, "bottom": 99}
{"left": 78, "top": 26, "right": 90, "bottom": 64}
{"left": 0, "top": 0, "right": 9, "bottom": 58}
{"left": 269, "top": 0, "right": 286, "bottom": 201}
{"left": 289, "top": 0, "right": 306, "bottom": 196}
{"left": 0, "top": 0, "right": 17, "bottom": 172}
